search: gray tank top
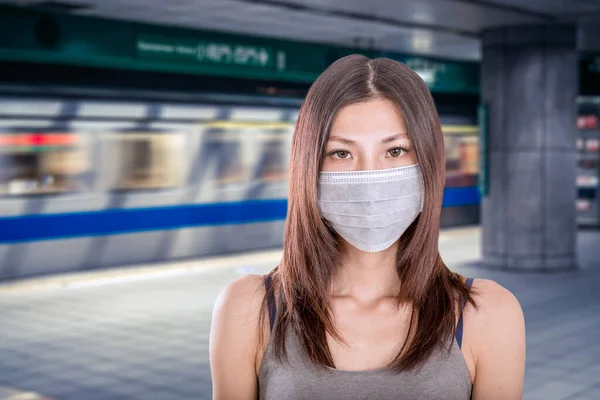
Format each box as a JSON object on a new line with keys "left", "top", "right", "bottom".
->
{"left": 258, "top": 277, "right": 473, "bottom": 400}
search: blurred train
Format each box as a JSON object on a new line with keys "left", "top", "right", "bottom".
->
{"left": 0, "top": 89, "right": 480, "bottom": 279}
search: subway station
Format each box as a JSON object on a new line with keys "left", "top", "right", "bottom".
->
{"left": 0, "top": 0, "right": 600, "bottom": 399}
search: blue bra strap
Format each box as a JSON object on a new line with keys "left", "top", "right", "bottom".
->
{"left": 456, "top": 277, "right": 474, "bottom": 349}
{"left": 264, "top": 275, "right": 276, "bottom": 332}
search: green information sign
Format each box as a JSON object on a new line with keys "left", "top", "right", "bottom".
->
{"left": 0, "top": 4, "right": 479, "bottom": 91}
{"left": 136, "top": 36, "right": 279, "bottom": 69}
{"left": 387, "top": 56, "right": 479, "bottom": 94}
{"left": 478, "top": 103, "right": 489, "bottom": 197}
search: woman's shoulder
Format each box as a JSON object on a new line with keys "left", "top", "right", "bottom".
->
{"left": 210, "top": 274, "right": 271, "bottom": 396}
{"left": 210, "top": 274, "right": 269, "bottom": 378}
{"left": 213, "top": 274, "right": 267, "bottom": 322}
{"left": 465, "top": 278, "right": 525, "bottom": 361}
{"left": 468, "top": 278, "right": 522, "bottom": 319}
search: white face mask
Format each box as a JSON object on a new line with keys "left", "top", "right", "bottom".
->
{"left": 317, "top": 164, "right": 424, "bottom": 252}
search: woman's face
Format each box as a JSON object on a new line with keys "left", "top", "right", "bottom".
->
{"left": 322, "top": 98, "right": 418, "bottom": 172}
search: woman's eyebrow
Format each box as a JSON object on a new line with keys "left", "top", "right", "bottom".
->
{"left": 381, "top": 133, "right": 409, "bottom": 143}
{"left": 328, "top": 136, "right": 356, "bottom": 145}
{"left": 327, "top": 133, "right": 409, "bottom": 145}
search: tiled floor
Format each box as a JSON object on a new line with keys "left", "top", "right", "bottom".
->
{"left": 0, "top": 227, "right": 599, "bottom": 400}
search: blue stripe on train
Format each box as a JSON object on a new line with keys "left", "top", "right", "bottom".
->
{"left": 0, "top": 187, "right": 480, "bottom": 243}
{"left": 442, "top": 186, "right": 480, "bottom": 207}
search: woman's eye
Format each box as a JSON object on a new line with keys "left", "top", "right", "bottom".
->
{"left": 387, "top": 148, "right": 404, "bottom": 158}
{"left": 335, "top": 150, "right": 350, "bottom": 159}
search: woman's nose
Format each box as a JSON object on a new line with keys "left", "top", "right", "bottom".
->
{"left": 356, "top": 153, "right": 384, "bottom": 171}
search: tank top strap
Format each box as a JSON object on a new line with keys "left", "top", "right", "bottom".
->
{"left": 456, "top": 277, "right": 474, "bottom": 349}
{"left": 264, "top": 275, "right": 277, "bottom": 332}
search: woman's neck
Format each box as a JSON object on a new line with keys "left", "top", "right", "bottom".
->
{"left": 331, "top": 240, "right": 401, "bottom": 303}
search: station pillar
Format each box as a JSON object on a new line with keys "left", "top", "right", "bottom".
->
{"left": 480, "top": 25, "right": 578, "bottom": 270}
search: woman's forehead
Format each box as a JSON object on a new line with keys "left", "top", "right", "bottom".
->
{"left": 330, "top": 99, "right": 408, "bottom": 138}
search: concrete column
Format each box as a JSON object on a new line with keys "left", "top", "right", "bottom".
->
{"left": 481, "top": 25, "right": 578, "bottom": 270}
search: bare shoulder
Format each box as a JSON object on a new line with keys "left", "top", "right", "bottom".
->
{"left": 210, "top": 274, "right": 268, "bottom": 399}
{"left": 212, "top": 274, "right": 266, "bottom": 323}
{"left": 465, "top": 281, "right": 526, "bottom": 398}
{"left": 469, "top": 278, "right": 523, "bottom": 323}
{"left": 466, "top": 278, "right": 525, "bottom": 362}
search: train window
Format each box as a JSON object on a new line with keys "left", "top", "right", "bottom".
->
{"left": 112, "top": 132, "right": 186, "bottom": 190}
{"left": 203, "top": 124, "right": 292, "bottom": 187}
{"left": 0, "top": 132, "right": 90, "bottom": 196}
{"left": 78, "top": 102, "right": 147, "bottom": 119}
{"left": 444, "top": 131, "right": 479, "bottom": 188}
{"left": 211, "top": 132, "right": 246, "bottom": 185}
{"left": 257, "top": 134, "right": 289, "bottom": 182}
{"left": 0, "top": 98, "right": 64, "bottom": 117}
{"left": 230, "top": 107, "right": 284, "bottom": 122}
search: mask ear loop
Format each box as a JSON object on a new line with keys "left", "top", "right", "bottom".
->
{"left": 321, "top": 217, "right": 334, "bottom": 231}
{"left": 319, "top": 215, "right": 339, "bottom": 241}
{"left": 418, "top": 170, "right": 425, "bottom": 212}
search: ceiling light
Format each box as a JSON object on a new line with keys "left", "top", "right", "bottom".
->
{"left": 413, "top": 12, "right": 433, "bottom": 23}
{"left": 412, "top": 35, "right": 432, "bottom": 52}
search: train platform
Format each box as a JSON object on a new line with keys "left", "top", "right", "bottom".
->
{"left": 1, "top": 227, "right": 599, "bottom": 400}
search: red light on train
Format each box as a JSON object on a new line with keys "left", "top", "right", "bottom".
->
{"left": 0, "top": 133, "right": 78, "bottom": 147}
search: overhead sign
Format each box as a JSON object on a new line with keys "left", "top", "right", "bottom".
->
{"left": 404, "top": 57, "right": 446, "bottom": 86}
{"left": 136, "top": 35, "right": 277, "bottom": 69}
{"left": 0, "top": 5, "right": 479, "bottom": 91}
{"left": 386, "top": 56, "right": 479, "bottom": 94}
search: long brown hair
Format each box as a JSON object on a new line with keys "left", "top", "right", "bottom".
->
{"left": 264, "top": 54, "right": 476, "bottom": 372}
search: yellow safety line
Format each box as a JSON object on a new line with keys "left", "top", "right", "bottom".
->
{"left": 201, "top": 121, "right": 294, "bottom": 129}
{"left": 442, "top": 125, "right": 479, "bottom": 134}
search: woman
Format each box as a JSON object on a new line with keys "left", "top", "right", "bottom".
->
{"left": 210, "top": 54, "right": 526, "bottom": 399}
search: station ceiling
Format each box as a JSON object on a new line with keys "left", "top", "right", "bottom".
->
{"left": 2, "top": 0, "right": 600, "bottom": 61}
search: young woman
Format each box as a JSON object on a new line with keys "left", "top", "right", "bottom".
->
{"left": 210, "top": 54, "right": 526, "bottom": 399}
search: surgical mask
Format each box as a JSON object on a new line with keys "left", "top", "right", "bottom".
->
{"left": 317, "top": 164, "right": 424, "bottom": 252}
